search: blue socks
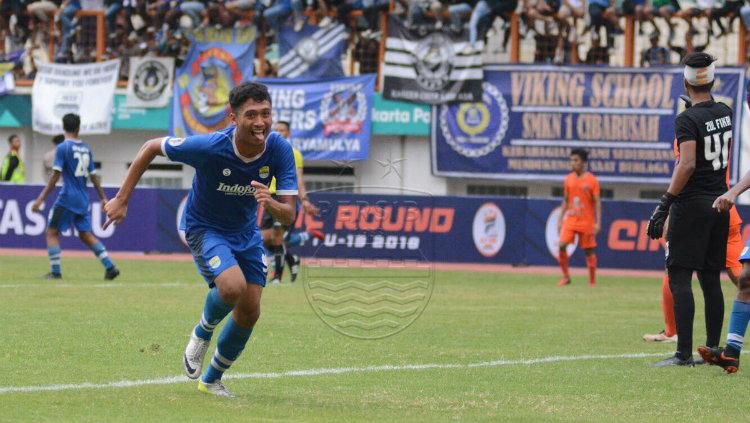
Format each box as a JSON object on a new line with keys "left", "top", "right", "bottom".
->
{"left": 48, "top": 245, "right": 61, "bottom": 275}
{"left": 727, "top": 299, "right": 750, "bottom": 355}
{"left": 285, "top": 231, "right": 310, "bottom": 247}
{"left": 202, "top": 316, "right": 253, "bottom": 383}
{"left": 194, "top": 288, "right": 234, "bottom": 341}
{"left": 89, "top": 242, "right": 114, "bottom": 270}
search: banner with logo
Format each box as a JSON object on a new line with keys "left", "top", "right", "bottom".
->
{"left": 382, "top": 15, "right": 483, "bottom": 105}
{"left": 126, "top": 56, "right": 174, "bottom": 108}
{"left": 258, "top": 74, "right": 376, "bottom": 161}
{"left": 31, "top": 59, "right": 121, "bottom": 135}
{"left": 170, "top": 28, "right": 256, "bottom": 137}
{"left": 278, "top": 23, "right": 347, "bottom": 78}
{"left": 432, "top": 65, "right": 746, "bottom": 184}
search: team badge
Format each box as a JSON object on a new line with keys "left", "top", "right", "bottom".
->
{"left": 439, "top": 82, "right": 509, "bottom": 158}
{"left": 296, "top": 37, "right": 320, "bottom": 64}
{"left": 320, "top": 85, "right": 367, "bottom": 135}
{"left": 132, "top": 59, "right": 170, "bottom": 102}
{"left": 414, "top": 32, "right": 452, "bottom": 91}
{"left": 209, "top": 256, "right": 222, "bottom": 269}
{"left": 472, "top": 203, "right": 506, "bottom": 257}
{"left": 259, "top": 166, "right": 270, "bottom": 179}
{"left": 223, "top": 168, "right": 231, "bottom": 176}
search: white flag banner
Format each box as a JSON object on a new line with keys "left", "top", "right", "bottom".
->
{"left": 32, "top": 59, "right": 121, "bottom": 135}
{"left": 126, "top": 56, "right": 174, "bottom": 108}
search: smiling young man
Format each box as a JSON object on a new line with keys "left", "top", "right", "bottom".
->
{"left": 104, "top": 82, "right": 298, "bottom": 397}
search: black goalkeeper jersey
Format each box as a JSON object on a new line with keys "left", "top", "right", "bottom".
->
{"left": 674, "top": 99, "right": 733, "bottom": 199}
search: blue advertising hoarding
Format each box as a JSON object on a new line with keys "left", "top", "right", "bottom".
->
{"left": 432, "top": 65, "right": 746, "bottom": 184}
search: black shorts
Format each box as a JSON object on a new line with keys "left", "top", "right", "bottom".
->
{"left": 666, "top": 196, "right": 729, "bottom": 271}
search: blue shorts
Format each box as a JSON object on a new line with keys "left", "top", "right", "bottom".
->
{"left": 48, "top": 203, "right": 92, "bottom": 233}
{"left": 185, "top": 229, "right": 268, "bottom": 288}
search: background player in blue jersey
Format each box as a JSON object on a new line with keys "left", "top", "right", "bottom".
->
{"left": 103, "top": 82, "right": 298, "bottom": 397}
{"left": 31, "top": 113, "right": 119, "bottom": 280}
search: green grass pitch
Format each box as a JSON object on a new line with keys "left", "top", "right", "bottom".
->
{"left": 1, "top": 255, "right": 750, "bottom": 422}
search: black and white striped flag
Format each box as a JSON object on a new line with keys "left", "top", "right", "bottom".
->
{"left": 382, "top": 16, "right": 483, "bottom": 104}
{"left": 279, "top": 22, "right": 348, "bottom": 79}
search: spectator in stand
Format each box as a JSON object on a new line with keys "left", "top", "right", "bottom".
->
{"left": 585, "top": 33, "right": 610, "bottom": 64}
{"left": 56, "top": 0, "right": 82, "bottom": 62}
{"left": 334, "top": 0, "right": 389, "bottom": 32}
{"left": 467, "top": 0, "right": 518, "bottom": 52}
{"left": 587, "top": 0, "right": 621, "bottom": 45}
{"left": 27, "top": 1, "right": 60, "bottom": 23}
{"left": 179, "top": 0, "right": 207, "bottom": 28}
{"left": 105, "top": 0, "right": 123, "bottom": 35}
{"left": 353, "top": 30, "right": 379, "bottom": 73}
{"left": 447, "top": 0, "right": 476, "bottom": 35}
{"left": 641, "top": 31, "right": 670, "bottom": 66}
{"left": 43, "top": 134, "right": 66, "bottom": 180}
{"left": 255, "top": 0, "right": 304, "bottom": 32}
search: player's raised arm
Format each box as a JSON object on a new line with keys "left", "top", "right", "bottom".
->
{"left": 103, "top": 138, "right": 165, "bottom": 228}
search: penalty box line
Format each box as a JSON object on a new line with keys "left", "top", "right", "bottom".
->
{"left": 0, "top": 352, "right": 681, "bottom": 395}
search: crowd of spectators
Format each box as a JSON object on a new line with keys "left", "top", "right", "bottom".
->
{"left": 1, "top": 0, "right": 750, "bottom": 82}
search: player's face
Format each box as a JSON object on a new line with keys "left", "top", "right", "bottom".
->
{"left": 570, "top": 155, "right": 585, "bottom": 174}
{"left": 274, "top": 123, "right": 290, "bottom": 139}
{"left": 9, "top": 137, "right": 20, "bottom": 150}
{"left": 233, "top": 98, "right": 272, "bottom": 146}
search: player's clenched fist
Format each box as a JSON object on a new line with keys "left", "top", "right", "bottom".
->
{"left": 103, "top": 197, "right": 128, "bottom": 229}
{"left": 251, "top": 180, "right": 271, "bottom": 205}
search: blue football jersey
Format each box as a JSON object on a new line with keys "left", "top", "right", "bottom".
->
{"left": 52, "top": 139, "right": 96, "bottom": 214}
{"left": 162, "top": 126, "right": 299, "bottom": 234}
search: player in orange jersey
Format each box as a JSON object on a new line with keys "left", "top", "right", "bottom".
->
{"left": 644, "top": 136, "right": 742, "bottom": 342}
{"left": 557, "top": 148, "right": 602, "bottom": 287}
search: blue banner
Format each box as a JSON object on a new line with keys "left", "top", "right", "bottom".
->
{"left": 278, "top": 23, "right": 347, "bottom": 78}
{"left": 258, "top": 74, "right": 375, "bottom": 161}
{"left": 4, "top": 184, "right": 750, "bottom": 270}
{"left": 170, "top": 28, "right": 256, "bottom": 137}
{"left": 432, "top": 65, "right": 746, "bottom": 184}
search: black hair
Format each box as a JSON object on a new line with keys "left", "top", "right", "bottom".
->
{"left": 570, "top": 148, "right": 589, "bottom": 162}
{"left": 275, "top": 120, "right": 290, "bottom": 130}
{"left": 52, "top": 134, "right": 65, "bottom": 145}
{"left": 683, "top": 52, "right": 716, "bottom": 93}
{"left": 229, "top": 81, "right": 272, "bottom": 111}
{"left": 7, "top": 134, "right": 18, "bottom": 144}
{"left": 62, "top": 113, "right": 81, "bottom": 133}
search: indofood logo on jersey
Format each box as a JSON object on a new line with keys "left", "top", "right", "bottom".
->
{"left": 216, "top": 182, "right": 256, "bottom": 196}
{"left": 439, "top": 82, "right": 509, "bottom": 158}
{"left": 320, "top": 85, "right": 367, "bottom": 135}
{"left": 177, "top": 48, "right": 244, "bottom": 135}
{"left": 472, "top": 203, "right": 506, "bottom": 257}
{"left": 415, "top": 32, "right": 452, "bottom": 91}
{"left": 132, "top": 59, "right": 170, "bottom": 102}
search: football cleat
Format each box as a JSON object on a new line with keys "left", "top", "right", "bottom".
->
{"left": 270, "top": 277, "right": 281, "bottom": 285}
{"left": 557, "top": 278, "right": 571, "bottom": 286}
{"left": 183, "top": 332, "right": 210, "bottom": 379}
{"left": 653, "top": 354, "right": 695, "bottom": 367}
{"left": 104, "top": 266, "right": 120, "bottom": 280}
{"left": 198, "top": 380, "right": 234, "bottom": 398}
{"left": 289, "top": 255, "right": 301, "bottom": 282}
{"left": 697, "top": 346, "right": 739, "bottom": 373}
{"left": 643, "top": 330, "right": 677, "bottom": 343}
{"left": 44, "top": 272, "right": 62, "bottom": 280}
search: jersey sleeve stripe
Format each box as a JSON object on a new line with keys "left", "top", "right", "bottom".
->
{"left": 52, "top": 166, "right": 62, "bottom": 172}
{"left": 160, "top": 136, "right": 170, "bottom": 159}
{"left": 275, "top": 190, "right": 299, "bottom": 196}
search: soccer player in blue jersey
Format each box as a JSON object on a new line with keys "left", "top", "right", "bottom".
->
{"left": 31, "top": 113, "right": 119, "bottom": 280}
{"left": 103, "top": 82, "right": 298, "bottom": 397}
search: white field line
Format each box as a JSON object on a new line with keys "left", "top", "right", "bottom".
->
{"left": 0, "top": 352, "right": 687, "bottom": 395}
{"left": 0, "top": 283, "right": 195, "bottom": 289}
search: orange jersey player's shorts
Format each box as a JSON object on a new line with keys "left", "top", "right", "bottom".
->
{"left": 727, "top": 223, "right": 743, "bottom": 275}
{"left": 559, "top": 223, "right": 597, "bottom": 249}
